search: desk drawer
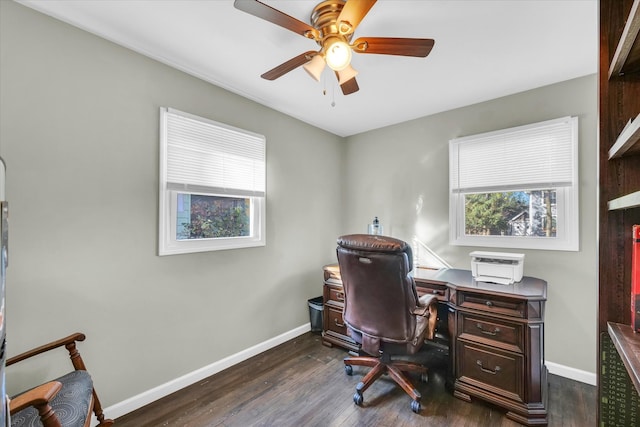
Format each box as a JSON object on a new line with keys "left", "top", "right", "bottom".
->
{"left": 417, "top": 281, "right": 449, "bottom": 302}
{"left": 457, "top": 340, "right": 524, "bottom": 403}
{"left": 323, "top": 264, "right": 341, "bottom": 282}
{"left": 458, "top": 312, "right": 523, "bottom": 353}
{"left": 324, "top": 284, "right": 345, "bottom": 306}
{"left": 458, "top": 291, "right": 525, "bottom": 318}
{"left": 325, "top": 306, "right": 348, "bottom": 336}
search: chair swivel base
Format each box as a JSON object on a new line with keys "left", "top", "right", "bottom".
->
{"left": 344, "top": 354, "right": 428, "bottom": 413}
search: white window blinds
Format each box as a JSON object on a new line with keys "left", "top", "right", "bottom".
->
{"left": 162, "top": 108, "right": 265, "bottom": 197}
{"left": 450, "top": 116, "right": 577, "bottom": 193}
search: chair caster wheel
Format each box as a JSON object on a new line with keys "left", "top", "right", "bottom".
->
{"left": 421, "top": 372, "right": 429, "bottom": 383}
{"left": 411, "top": 399, "right": 421, "bottom": 413}
{"left": 353, "top": 392, "right": 363, "bottom": 406}
{"left": 345, "top": 365, "right": 353, "bottom": 376}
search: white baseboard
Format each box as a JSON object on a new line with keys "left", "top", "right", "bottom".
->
{"left": 100, "top": 323, "right": 311, "bottom": 423}
{"left": 546, "top": 361, "right": 596, "bottom": 386}
{"left": 99, "top": 325, "right": 596, "bottom": 423}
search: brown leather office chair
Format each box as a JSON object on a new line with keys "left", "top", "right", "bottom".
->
{"left": 336, "top": 234, "right": 438, "bottom": 413}
{"left": 7, "top": 332, "right": 113, "bottom": 427}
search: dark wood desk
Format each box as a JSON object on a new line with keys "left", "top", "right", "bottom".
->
{"left": 322, "top": 265, "right": 548, "bottom": 426}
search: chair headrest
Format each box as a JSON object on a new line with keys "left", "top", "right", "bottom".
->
{"left": 337, "top": 234, "right": 408, "bottom": 254}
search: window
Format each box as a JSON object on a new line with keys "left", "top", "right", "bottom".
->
{"left": 449, "top": 116, "right": 578, "bottom": 251}
{"left": 159, "top": 108, "right": 265, "bottom": 255}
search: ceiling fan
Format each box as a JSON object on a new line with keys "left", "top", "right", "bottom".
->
{"left": 233, "top": 0, "right": 435, "bottom": 95}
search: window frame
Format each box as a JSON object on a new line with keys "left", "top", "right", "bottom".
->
{"left": 159, "top": 108, "right": 266, "bottom": 256}
{"left": 449, "top": 116, "right": 579, "bottom": 251}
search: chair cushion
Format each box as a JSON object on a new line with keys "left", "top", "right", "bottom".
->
{"left": 11, "top": 370, "right": 93, "bottom": 427}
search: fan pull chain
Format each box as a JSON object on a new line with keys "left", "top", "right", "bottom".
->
{"left": 319, "top": 72, "right": 335, "bottom": 107}
{"left": 331, "top": 84, "right": 336, "bottom": 107}
{"left": 322, "top": 71, "right": 327, "bottom": 96}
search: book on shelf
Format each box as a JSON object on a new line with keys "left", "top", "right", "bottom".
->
{"left": 632, "top": 225, "right": 640, "bottom": 333}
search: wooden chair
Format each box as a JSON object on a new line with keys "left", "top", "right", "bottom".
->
{"left": 7, "top": 332, "right": 113, "bottom": 427}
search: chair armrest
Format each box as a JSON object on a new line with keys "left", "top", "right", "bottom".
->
{"left": 416, "top": 294, "right": 439, "bottom": 340}
{"left": 9, "top": 381, "right": 62, "bottom": 414}
{"left": 413, "top": 294, "right": 438, "bottom": 316}
{"left": 10, "top": 381, "right": 64, "bottom": 427}
{"left": 7, "top": 333, "right": 85, "bottom": 366}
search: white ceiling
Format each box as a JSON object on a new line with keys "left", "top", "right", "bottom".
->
{"left": 17, "top": 0, "right": 598, "bottom": 137}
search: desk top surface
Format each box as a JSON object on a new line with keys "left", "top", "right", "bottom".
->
{"left": 413, "top": 267, "right": 547, "bottom": 299}
{"left": 324, "top": 264, "right": 547, "bottom": 300}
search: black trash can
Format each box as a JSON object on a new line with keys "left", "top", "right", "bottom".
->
{"left": 308, "top": 296, "right": 324, "bottom": 333}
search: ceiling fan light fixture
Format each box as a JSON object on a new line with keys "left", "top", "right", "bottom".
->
{"left": 234, "top": 0, "right": 436, "bottom": 96}
{"left": 324, "top": 37, "right": 352, "bottom": 71}
{"left": 337, "top": 64, "right": 358, "bottom": 85}
{"left": 303, "top": 53, "right": 326, "bottom": 82}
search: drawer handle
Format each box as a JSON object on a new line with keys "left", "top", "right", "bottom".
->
{"left": 334, "top": 319, "right": 345, "bottom": 328}
{"left": 432, "top": 290, "right": 440, "bottom": 295}
{"left": 336, "top": 292, "right": 345, "bottom": 301}
{"left": 476, "top": 360, "right": 501, "bottom": 375}
{"left": 485, "top": 301, "right": 494, "bottom": 307}
{"left": 476, "top": 323, "right": 500, "bottom": 336}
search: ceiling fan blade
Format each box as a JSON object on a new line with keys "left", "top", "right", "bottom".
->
{"left": 234, "top": 0, "right": 319, "bottom": 40}
{"left": 261, "top": 51, "right": 316, "bottom": 80}
{"left": 335, "top": 72, "right": 359, "bottom": 95}
{"left": 336, "top": 0, "right": 377, "bottom": 35}
{"left": 352, "top": 37, "right": 435, "bottom": 57}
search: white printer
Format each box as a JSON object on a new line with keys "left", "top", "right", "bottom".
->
{"left": 470, "top": 251, "right": 525, "bottom": 285}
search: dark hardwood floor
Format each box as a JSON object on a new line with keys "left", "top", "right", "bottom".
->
{"left": 116, "top": 332, "right": 596, "bottom": 426}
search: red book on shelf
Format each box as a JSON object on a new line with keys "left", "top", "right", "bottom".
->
{"left": 632, "top": 225, "right": 640, "bottom": 333}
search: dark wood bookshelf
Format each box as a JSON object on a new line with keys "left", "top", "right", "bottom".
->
{"left": 599, "top": 0, "right": 640, "bottom": 424}
{"left": 608, "top": 113, "right": 640, "bottom": 159}
{"left": 608, "top": 322, "right": 640, "bottom": 394}
{"left": 608, "top": 0, "right": 640, "bottom": 77}
{"left": 609, "top": 191, "right": 640, "bottom": 210}
{"left": 600, "top": 0, "right": 640, "bottom": 333}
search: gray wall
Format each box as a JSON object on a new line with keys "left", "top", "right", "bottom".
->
{"left": 343, "top": 74, "right": 598, "bottom": 374}
{"left": 0, "top": 0, "right": 597, "bottom": 413}
{"left": 0, "top": 1, "right": 344, "bottom": 406}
